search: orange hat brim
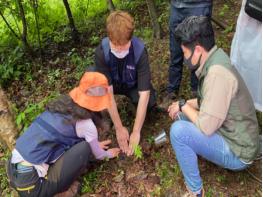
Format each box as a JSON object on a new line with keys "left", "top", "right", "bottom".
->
{"left": 69, "top": 87, "right": 111, "bottom": 112}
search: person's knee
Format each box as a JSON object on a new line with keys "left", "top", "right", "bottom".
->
{"left": 75, "top": 141, "right": 92, "bottom": 164}
{"left": 170, "top": 121, "right": 187, "bottom": 142}
{"left": 78, "top": 141, "right": 91, "bottom": 154}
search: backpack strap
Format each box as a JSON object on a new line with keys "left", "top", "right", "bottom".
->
{"left": 101, "top": 37, "right": 110, "bottom": 65}
{"left": 131, "top": 36, "right": 145, "bottom": 65}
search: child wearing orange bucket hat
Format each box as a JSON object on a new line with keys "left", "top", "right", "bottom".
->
{"left": 6, "top": 72, "right": 120, "bottom": 197}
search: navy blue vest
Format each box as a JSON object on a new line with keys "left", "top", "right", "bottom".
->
{"left": 15, "top": 111, "right": 83, "bottom": 165}
{"left": 101, "top": 36, "right": 145, "bottom": 88}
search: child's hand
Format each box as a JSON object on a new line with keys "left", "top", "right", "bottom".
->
{"left": 99, "top": 139, "right": 112, "bottom": 150}
{"left": 108, "top": 148, "right": 120, "bottom": 158}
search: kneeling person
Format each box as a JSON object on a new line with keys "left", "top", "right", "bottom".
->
{"left": 7, "top": 72, "right": 120, "bottom": 197}
{"left": 168, "top": 16, "right": 259, "bottom": 197}
{"left": 95, "top": 11, "right": 157, "bottom": 155}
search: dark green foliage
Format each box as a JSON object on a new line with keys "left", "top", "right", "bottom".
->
{"left": 14, "top": 92, "right": 59, "bottom": 134}
{"left": 0, "top": 47, "right": 30, "bottom": 87}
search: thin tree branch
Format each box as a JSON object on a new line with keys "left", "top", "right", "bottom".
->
{"left": 0, "top": 9, "right": 20, "bottom": 39}
{"left": 211, "top": 16, "right": 227, "bottom": 30}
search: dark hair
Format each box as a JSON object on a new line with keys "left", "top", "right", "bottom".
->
{"left": 174, "top": 16, "right": 215, "bottom": 51}
{"left": 46, "top": 94, "right": 103, "bottom": 128}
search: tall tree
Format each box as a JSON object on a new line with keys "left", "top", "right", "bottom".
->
{"left": 62, "top": 0, "right": 80, "bottom": 43}
{"left": 31, "top": 0, "right": 43, "bottom": 62}
{"left": 106, "top": 0, "right": 115, "bottom": 12}
{"left": 16, "top": 0, "right": 31, "bottom": 52}
{"left": 146, "top": 0, "right": 162, "bottom": 39}
{"left": 0, "top": 87, "right": 18, "bottom": 151}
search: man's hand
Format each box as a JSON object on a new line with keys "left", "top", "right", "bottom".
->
{"left": 127, "top": 132, "right": 141, "bottom": 156}
{"left": 116, "top": 126, "right": 130, "bottom": 154}
{"left": 168, "top": 101, "right": 180, "bottom": 120}
{"left": 99, "top": 139, "right": 112, "bottom": 150}
{"left": 108, "top": 148, "right": 120, "bottom": 158}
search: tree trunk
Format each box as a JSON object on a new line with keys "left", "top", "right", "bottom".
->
{"left": 31, "top": 0, "right": 43, "bottom": 63}
{"left": 0, "top": 87, "right": 18, "bottom": 151}
{"left": 106, "top": 0, "right": 115, "bottom": 12}
{"left": 62, "top": 0, "right": 80, "bottom": 43}
{"left": 17, "top": 0, "right": 31, "bottom": 52}
{"left": 146, "top": 0, "right": 162, "bottom": 39}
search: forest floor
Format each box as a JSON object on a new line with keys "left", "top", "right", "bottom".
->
{"left": 0, "top": 0, "right": 261, "bottom": 196}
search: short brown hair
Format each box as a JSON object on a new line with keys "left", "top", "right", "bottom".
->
{"left": 106, "top": 11, "right": 135, "bottom": 45}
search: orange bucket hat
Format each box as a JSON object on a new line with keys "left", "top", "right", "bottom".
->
{"left": 69, "top": 72, "right": 111, "bottom": 111}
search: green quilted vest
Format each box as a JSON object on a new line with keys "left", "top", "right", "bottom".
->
{"left": 197, "top": 47, "right": 259, "bottom": 163}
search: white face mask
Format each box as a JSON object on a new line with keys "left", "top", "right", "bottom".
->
{"left": 111, "top": 49, "right": 129, "bottom": 59}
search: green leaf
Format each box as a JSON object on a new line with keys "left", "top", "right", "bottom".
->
{"left": 134, "top": 144, "right": 143, "bottom": 160}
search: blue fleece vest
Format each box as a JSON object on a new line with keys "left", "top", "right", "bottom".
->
{"left": 101, "top": 36, "right": 145, "bottom": 88}
{"left": 15, "top": 111, "right": 83, "bottom": 165}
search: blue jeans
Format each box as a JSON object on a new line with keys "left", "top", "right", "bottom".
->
{"left": 168, "top": 5, "right": 212, "bottom": 93}
{"left": 170, "top": 117, "right": 249, "bottom": 193}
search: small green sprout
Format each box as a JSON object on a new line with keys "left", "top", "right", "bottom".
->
{"left": 134, "top": 144, "right": 143, "bottom": 160}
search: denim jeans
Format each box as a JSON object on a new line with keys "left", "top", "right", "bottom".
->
{"left": 169, "top": 115, "right": 249, "bottom": 193}
{"left": 168, "top": 5, "right": 212, "bottom": 93}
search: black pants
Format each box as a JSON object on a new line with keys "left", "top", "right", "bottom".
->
{"left": 7, "top": 141, "right": 92, "bottom": 197}
{"left": 114, "top": 84, "right": 157, "bottom": 110}
{"left": 87, "top": 66, "right": 156, "bottom": 109}
{"left": 168, "top": 5, "right": 212, "bottom": 93}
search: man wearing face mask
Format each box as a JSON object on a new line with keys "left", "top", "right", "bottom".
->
{"left": 168, "top": 16, "right": 259, "bottom": 196}
{"left": 94, "top": 11, "right": 157, "bottom": 156}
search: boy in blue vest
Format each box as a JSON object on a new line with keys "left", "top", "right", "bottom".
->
{"left": 7, "top": 72, "right": 120, "bottom": 197}
{"left": 94, "top": 11, "right": 157, "bottom": 156}
{"left": 168, "top": 16, "right": 259, "bottom": 196}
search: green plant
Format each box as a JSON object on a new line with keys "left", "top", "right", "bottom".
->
{"left": 47, "top": 68, "right": 61, "bottom": 85}
{"left": 219, "top": 4, "right": 229, "bottom": 17}
{"left": 89, "top": 35, "right": 100, "bottom": 46}
{"left": 69, "top": 51, "right": 94, "bottom": 80}
{"left": 0, "top": 47, "right": 29, "bottom": 87}
{"left": 146, "top": 135, "right": 154, "bottom": 144}
{"left": 150, "top": 185, "right": 161, "bottom": 197}
{"left": 216, "top": 175, "right": 226, "bottom": 183}
{"left": 134, "top": 27, "right": 152, "bottom": 43}
{"left": 15, "top": 92, "right": 59, "bottom": 133}
{"left": 173, "top": 164, "right": 180, "bottom": 177}
{"left": 216, "top": 35, "right": 229, "bottom": 51}
{"left": 134, "top": 144, "right": 143, "bottom": 160}
{"left": 81, "top": 171, "right": 98, "bottom": 193}
{"left": 0, "top": 149, "right": 11, "bottom": 195}
{"left": 156, "top": 161, "right": 180, "bottom": 193}
{"left": 223, "top": 24, "right": 234, "bottom": 34}
{"left": 205, "top": 187, "right": 214, "bottom": 197}
{"left": 153, "top": 151, "right": 161, "bottom": 159}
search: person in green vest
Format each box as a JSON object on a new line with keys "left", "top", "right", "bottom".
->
{"left": 168, "top": 16, "right": 259, "bottom": 197}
